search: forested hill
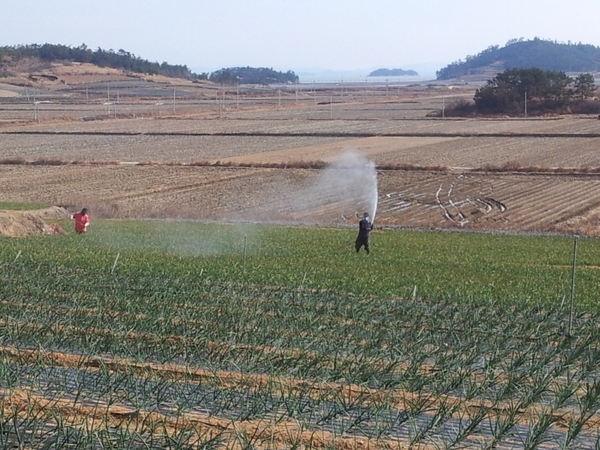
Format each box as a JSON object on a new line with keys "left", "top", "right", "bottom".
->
{"left": 0, "top": 44, "right": 299, "bottom": 85}
{"left": 437, "top": 38, "right": 600, "bottom": 80}
{"left": 209, "top": 67, "right": 299, "bottom": 85}
{"left": 0, "top": 44, "right": 200, "bottom": 79}
{"left": 368, "top": 68, "right": 418, "bottom": 77}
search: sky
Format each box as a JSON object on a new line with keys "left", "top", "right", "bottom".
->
{"left": 3, "top": 0, "right": 600, "bottom": 80}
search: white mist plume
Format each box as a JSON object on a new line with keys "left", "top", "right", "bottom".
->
{"left": 288, "top": 151, "right": 378, "bottom": 223}
{"left": 95, "top": 221, "right": 257, "bottom": 258}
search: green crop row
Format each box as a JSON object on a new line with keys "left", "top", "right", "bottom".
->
{"left": 1, "top": 221, "right": 600, "bottom": 447}
{"left": 4, "top": 219, "right": 600, "bottom": 305}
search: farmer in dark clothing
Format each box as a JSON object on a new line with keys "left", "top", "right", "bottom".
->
{"left": 355, "top": 212, "right": 373, "bottom": 254}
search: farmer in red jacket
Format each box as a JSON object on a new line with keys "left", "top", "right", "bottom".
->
{"left": 71, "top": 208, "right": 90, "bottom": 234}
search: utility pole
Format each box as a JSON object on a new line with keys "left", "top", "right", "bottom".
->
{"left": 217, "top": 90, "right": 221, "bottom": 119}
{"left": 524, "top": 90, "right": 527, "bottom": 117}
{"left": 442, "top": 95, "right": 445, "bottom": 118}
{"left": 568, "top": 235, "right": 579, "bottom": 336}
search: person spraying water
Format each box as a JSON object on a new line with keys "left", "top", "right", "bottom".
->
{"left": 356, "top": 161, "right": 378, "bottom": 254}
{"left": 353, "top": 158, "right": 378, "bottom": 254}
{"left": 355, "top": 212, "right": 374, "bottom": 254}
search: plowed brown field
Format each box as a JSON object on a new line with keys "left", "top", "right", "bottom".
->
{"left": 2, "top": 83, "right": 600, "bottom": 235}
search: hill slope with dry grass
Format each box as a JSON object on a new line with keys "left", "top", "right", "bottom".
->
{"left": 0, "top": 58, "right": 199, "bottom": 92}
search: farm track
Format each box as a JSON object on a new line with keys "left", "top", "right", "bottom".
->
{"left": 3, "top": 130, "right": 600, "bottom": 138}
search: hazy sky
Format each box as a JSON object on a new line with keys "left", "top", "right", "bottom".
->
{"left": 3, "top": 0, "right": 600, "bottom": 78}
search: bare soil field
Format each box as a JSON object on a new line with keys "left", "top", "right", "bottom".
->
{"left": 2, "top": 164, "right": 600, "bottom": 236}
{"left": 0, "top": 206, "right": 67, "bottom": 237}
{"left": 2, "top": 76, "right": 600, "bottom": 235}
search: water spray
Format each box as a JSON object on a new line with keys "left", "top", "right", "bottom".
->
{"left": 279, "top": 150, "right": 378, "bottom": 226}
{"left": 368, "top": 160, "right": 378, "bottom": 224}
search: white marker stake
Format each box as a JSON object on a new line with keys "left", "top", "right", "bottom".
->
{"left": 111, "top": 253, "right": 120, "bottom": 274}
{"left": 243, "top": 235, "right": 247, "bottom": 274}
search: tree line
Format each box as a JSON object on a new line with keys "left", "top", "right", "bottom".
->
{"left": 209, "top": 67, "right": 299, "bottom": 85}
{"left": 368, "top": 68, "right": 418, "bottom": 77}
{"left": 0, "top": 44, "right": 299, "bottom": 85}
{"left": 447, "top": 68, "right": 597, "bottom": 116}
{"left": 0, "top": 44, "right": 200, "bottom": 80}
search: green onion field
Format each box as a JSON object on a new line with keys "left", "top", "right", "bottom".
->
{"left": 1, "top": 220, "right": 600, "bottom": 448}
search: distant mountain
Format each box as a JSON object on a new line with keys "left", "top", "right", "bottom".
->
{"left": 437, "top": 38, "right": 600, "bottom": 80}
{"left": 368, "top": 68, "right": 418, "bottom": 77}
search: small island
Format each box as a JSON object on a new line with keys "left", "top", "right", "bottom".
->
{"left": 368, "top": 68, "right": 419, "bottom": 77}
